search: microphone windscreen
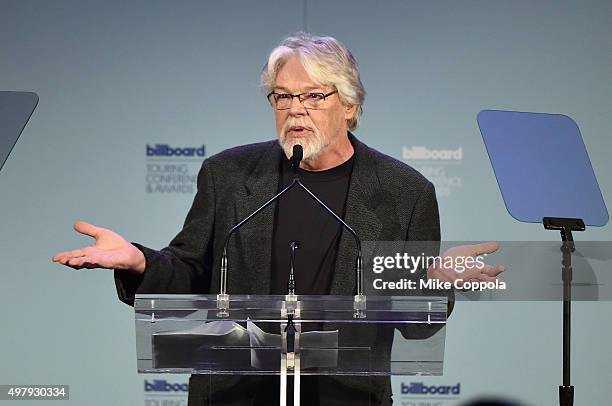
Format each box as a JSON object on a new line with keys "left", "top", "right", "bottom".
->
{"left": 292, "top": 144, "right": 303, "bottom": 164}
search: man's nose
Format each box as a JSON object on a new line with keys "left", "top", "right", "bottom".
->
{"left": 288, "top": 96, "right": 306, "bottom": 115}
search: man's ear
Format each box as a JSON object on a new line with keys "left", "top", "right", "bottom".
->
{"left": 344, "top": 104, "right": 357, "bottom": 120}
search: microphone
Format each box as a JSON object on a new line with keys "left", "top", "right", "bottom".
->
{"left": 288, "top": 240, "right": 300, "bottom": 296}
{"left": 290, "top": 144, "right": 303, "bottom": 176}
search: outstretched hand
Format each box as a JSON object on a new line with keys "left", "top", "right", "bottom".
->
{"left": 52, "top": 221, "right": 146, "bottom": 273}
{"left": 426, "top": 242, "right": 505, "bottom": 283}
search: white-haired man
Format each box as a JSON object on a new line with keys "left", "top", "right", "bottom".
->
{"left": 54, "top": 33, "right": 503, "bottom": 405}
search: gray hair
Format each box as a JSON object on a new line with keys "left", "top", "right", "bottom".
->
{"left": 261, "top": 32, "right": 366, "bottom": 131}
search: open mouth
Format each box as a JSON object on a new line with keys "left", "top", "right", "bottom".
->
{"left": 288, "top": 126, "right": 311, "bottom": 136}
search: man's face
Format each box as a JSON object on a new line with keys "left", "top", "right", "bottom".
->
{"left": 273, "top": 57, "right": 355, "bottom": 163}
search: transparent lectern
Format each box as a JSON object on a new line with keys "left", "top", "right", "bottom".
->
{"left": 135, "top": 294, "right": 447, "bottom": 405}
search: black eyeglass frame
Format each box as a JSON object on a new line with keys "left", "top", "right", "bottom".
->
{"left": 266, "top": 90, "right": 338, "bottom": 110}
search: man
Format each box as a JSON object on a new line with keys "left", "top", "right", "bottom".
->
{"left": 54, "top": 33, "right": 503, "bottom": 405}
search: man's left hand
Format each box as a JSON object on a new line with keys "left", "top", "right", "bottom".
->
{"left": 426, "top": 242, "right": 505, "bottom": 283}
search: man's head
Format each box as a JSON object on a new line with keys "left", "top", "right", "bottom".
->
{"left": 261, "top": 33, "right": 365, "bottom": 168}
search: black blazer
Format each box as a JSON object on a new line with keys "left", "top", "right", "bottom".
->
{"left": 115, "top": 133, "right": 444, "bottom": 405}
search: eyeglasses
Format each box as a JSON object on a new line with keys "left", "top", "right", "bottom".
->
{"left": 267, "top": 90, "right": 338, "bottom": 110}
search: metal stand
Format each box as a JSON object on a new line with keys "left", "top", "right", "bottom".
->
{"left": 543, "top": 217, "right": 585, "bottom": 406}
{"left": 280, "top": 297, "right": 301, "bottom": 406}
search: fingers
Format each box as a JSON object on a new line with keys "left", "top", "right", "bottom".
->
{"left": 464, "top": 273, "right": 499, "bottom": 283}
{"left": 461, "top": 263, "right": 504, "bottom": 279}
{"left": 481, "top": 264, "right": 505, "bottom": 277}
{"left": 52, "top": 246, "right": 94, "bottom": 262}
{"left": 432, "top": 263, "right": 505, "bottom": 284}
{"left": 53, "top": 247, "right": 122, "bottom": 270}
{"left": 53, "top": 252, "right": 84, "bottom": 266}
{"left": 52, "top": 221, "right": 105, "bottom": 265}
{"left": 73, "top": 221, "right": 102, "bottom": 239}
{"left": 65, "top": 256, "right": 100, "bottom": 270}
{"left": 469, "top": 241, "right": 500, "bottom": 256}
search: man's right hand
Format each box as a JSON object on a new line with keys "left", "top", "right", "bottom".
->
{"left": 52, "top": 221, "right": 146, "bottom": 274}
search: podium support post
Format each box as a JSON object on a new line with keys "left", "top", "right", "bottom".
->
{"left": 543, "top": 217, "right": 585, "bottom": 406}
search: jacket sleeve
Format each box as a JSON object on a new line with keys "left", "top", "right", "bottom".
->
{"left": 406, "top": 181, "right": 441, "bottom": 243}
{"left": 114, "top": 159, "right": 216, "bottom": 306}
{"left": 399, "top": 180, "right": 455, "bottom": 339}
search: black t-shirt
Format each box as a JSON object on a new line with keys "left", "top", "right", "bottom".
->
{"left": 270, "top": 154, "right": 354, "bottom": 295}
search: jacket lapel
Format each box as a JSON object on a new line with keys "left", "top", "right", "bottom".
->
{"left": 330, "top": 136, "right": 384, "bottom": 295}
{"left": 230, "top": 136, "right": 384, "bottom": 296}
{"left": 233, "top": 142, "right": 283, "bottom": 294}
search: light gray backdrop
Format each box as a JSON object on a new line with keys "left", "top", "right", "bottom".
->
{"left": 1, "top": 1, "right": 610, "bottom": 405}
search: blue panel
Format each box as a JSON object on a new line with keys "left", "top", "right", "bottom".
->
{"left": 0, "top": 91, "right": 38, "bottom": 172}
{"left": 477, "top": 110, "right": 608, "bottom": 227}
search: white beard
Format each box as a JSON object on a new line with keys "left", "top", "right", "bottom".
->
{"left": 278, "top": 121, "right": 329, "bottom": 162}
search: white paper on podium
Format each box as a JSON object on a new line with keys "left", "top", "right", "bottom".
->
{"left": 158, "top": 319, "right": 248, "bottom": 337}
{"left": 247, "top": 320, "right": 338, "bottom": 369}
{"left": 152, "top": 319, "right": 338, "bottom": 370}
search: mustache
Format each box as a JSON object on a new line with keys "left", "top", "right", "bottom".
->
{"left": 282, "top": 120, "right": 314, "bottom": 133}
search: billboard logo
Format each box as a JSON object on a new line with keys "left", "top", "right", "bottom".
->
{"left": 401, "top": 145, "right": 463, "bottom": 197}
{"left": 401, "top": 382, "right": 461, "bottom": 395}
{"left": 144, "top": 380, "right": 189, "bottom": 392}
{"left": 144, "top": 401, "right": 185, "bottom": 406}
{"left": 403, "top": 146, "right": 463, "bottom": 161}
{"left": 146, "top": 144, "right": 206, "bottom": 157}
{"left": 145, "top": 143, "right": 206, "bottom": 194}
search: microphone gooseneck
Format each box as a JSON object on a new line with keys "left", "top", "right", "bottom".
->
{"left": 217, "top": 143, "right": 365, "bottom": 318}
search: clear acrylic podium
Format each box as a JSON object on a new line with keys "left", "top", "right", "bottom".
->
{"left": 135, "top": 294, "right": 447, "bottom": 405}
